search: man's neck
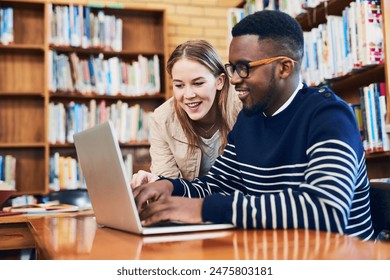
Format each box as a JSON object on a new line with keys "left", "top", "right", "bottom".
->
{"left": 265, "top": 76, "right": 303, "bottom": 117}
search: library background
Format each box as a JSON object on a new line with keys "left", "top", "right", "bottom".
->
{"left": 0, "top": 0, "right": 389, "bottom": 208}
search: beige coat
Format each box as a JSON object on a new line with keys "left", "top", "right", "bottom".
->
{"left": 149, "top": 95, "right": 242, "bottom": 180}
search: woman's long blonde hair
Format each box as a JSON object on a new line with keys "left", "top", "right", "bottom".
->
{"left": 167, "top": 40, "right": 237, "bottom": 155}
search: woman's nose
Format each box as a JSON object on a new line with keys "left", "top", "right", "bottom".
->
{"left": 183, "top": 87, "right": 196, "bottom": 98}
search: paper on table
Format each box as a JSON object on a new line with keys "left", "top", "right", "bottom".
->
{"left": 2, "top": 203, "right": 79, "bottom": 214}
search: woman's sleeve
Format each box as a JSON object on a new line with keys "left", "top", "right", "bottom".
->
{"left": 149, "top": 112, "right": 181, "bottom": 178}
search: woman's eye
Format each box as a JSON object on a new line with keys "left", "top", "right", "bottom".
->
{"left": 194, "top": 82, "right": 204, "bottom": 86}
{"left": 174, "top": 84, "right": 184, "bottom": 89}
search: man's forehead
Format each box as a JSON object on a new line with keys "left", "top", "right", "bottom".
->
{"left": 229, "top": 36, "right": 268, "bottom": 61}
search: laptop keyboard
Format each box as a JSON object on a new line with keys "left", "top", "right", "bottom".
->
{"left": 146, "top": 220, "right": 199, "bottom": 227}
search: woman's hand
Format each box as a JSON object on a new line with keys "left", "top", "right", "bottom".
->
{"left": 131, "top": 170, "right": 159, "bottom": 189}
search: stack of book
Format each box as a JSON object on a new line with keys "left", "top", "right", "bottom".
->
{"left": 48, "top": 4, "right": 122, "bottom": 51}
{"left": 302, "top": 0, "right": 384, "bottom": 86}
{"left": 48, "top": 52, "right": 161, "bottom": 96}
{"left": 48, "top": 100, "right": 152, "bottom": 144}
{"left": 351, "top": 82, "right": 389, "bottom": 154}
{"left": 49, "top": 151, "right": 132, "bottom": 192}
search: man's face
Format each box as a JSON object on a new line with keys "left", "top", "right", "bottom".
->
{"left": 228, "top": 35, "right": 279, "bottom": 116}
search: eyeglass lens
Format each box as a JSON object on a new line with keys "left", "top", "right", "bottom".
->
{"left": 226, "top": 62, "right": 248, "bottom": 78}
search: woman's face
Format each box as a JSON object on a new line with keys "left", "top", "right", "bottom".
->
{"left": 171, "top": 58, "right": 224, "bottom": 121}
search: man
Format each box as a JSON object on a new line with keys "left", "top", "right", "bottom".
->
{"left": 133, "top": 10, "right": 374, "bottom": 240}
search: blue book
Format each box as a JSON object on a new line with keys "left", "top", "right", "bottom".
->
{"left": 83, "top": 6, "right": 91, "bottom": 48}
{"left": 88, "top": 56, "right": 95, "bottom": 88}
{"left": 0, "top": 9, "right": 3, "bottom": 42}
{"left": 71, "top": 5, "right": 79, "bottom": 47}
{"left": 1, "top": 8, "right": 14, "bottom": 45}
{"left": 0, "top": 155, "right": 3, "bottom": 181}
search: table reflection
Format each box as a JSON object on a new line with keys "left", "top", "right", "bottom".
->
{"left": 29, "top": 215, "right": 390, "bottom": 260}
{"left": 33, "top": 214, "right": 96, "bottom": 258}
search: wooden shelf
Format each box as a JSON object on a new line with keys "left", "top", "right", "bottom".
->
{"left": 296, "top": 0, "right": 355, "bottom": 31}
{"left": 323, "top": 64, "right": 386, "bottom": 105}
{"left": 1, "top": 1, "right": 168, "bottom": 195}
{"left": 49, "top": 45, "right": 165, "bottom": 57}
{"left": 366, "top": 151, "right": 390, "bottom": 159}
{"left": 0, "top": 44, "right": 44, "bottom": 52}
{"left": 327, "top": 64, "right": 385, "bottom": 92}
{"left": 0, "top": 143, "right": 46, "bottom": 148}
{"left": 0, "top": 91, "right": 44, "bottom": 97}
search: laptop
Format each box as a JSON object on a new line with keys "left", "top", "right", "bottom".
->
{"left": 73, "top": 121, "right": 235, "bottom": 235}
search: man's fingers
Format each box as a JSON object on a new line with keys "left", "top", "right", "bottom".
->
{"left": 139, "top": 201, "right": 171, "bottom": 226}
{"left": 134, "top": 187, "right": 159, "bottom": 212}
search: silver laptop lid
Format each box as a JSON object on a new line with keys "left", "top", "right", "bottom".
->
{"left": 73, "top": 121, "right": 143, "bottom": 234}
{"left": 74, "top": 121, "right": 235, "bottom": 235}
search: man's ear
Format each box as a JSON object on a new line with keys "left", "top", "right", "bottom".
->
{"left": 278, "top": 59, "right": 295, "bottom": 79}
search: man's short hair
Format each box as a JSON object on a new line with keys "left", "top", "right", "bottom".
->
{"left": 232, "top": 10, "right": 304, "bottom": 62}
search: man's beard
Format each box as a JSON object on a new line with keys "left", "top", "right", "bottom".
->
{"left": 242, "top": 102, "right": 265, "bottom": 116}
{"left": 242, "top": 74, "right": 276, "bottom": 117}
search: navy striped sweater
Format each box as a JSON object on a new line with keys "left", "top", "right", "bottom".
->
{"left": 170, "top": 85, "right": 374, "bottom": 240}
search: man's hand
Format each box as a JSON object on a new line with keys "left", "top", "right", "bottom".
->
{"left": 131, "top": 170, "right": 159, "bottom": 189}
{"left": 133, "top": 180, "right": 204, "bottom": 225}
{"left": 133, "top": 179, "right": 174, "bottom": 212}
{"left": 139, "top": 196, "right": 203, "bottom": 226}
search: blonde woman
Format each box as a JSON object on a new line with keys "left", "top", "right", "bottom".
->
{"left": 131, "top": 40, "right": 241, "bottom": 187}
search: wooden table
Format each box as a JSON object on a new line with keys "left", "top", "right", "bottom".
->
{"left": 0, "top": 210, "right": 93, "bottom": 253}
{"left": 2, "top": 212, "right": 388, "bottom": 260}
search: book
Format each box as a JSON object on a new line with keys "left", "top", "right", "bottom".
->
{"left": 3, "top": 202, "right": 79, "bottom": 214}
{"left": 0, "top": 7, "right": 14, "bottom": 45}
{"left": 350, "top": 104, "right": 364, "bottom": 141}
{"left": 4, "top": 155, "right": 16, "bottom": 190}
{"left": 360, "top": 0, "right": 384, "bottom": 66}
{"left": 0, "top": 155, "right": 3, "bottom": 181}
{"left": 226, "top": 8, "right": 245, "bottom": 45}
{"left": 379, "top": 83, "right": 389, "bottom": 151}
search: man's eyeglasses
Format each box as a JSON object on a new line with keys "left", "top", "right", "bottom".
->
{"left": 225, "top": 56, "right": 297, "bottom": 79}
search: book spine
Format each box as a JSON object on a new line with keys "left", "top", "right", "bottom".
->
{"left": 0, "top": 155, "right": 3, "bottom": 182}
{"left": 359, "top": 87, "right": 370, "bottom": 152}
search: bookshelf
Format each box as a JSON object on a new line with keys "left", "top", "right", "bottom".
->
{"left": 0, "top": 0, "right": 168, "bottom": 195}
{"left": 230, "top": 0, "right": 390, "bottom": 179}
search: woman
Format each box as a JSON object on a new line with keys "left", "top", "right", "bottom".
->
{"left": 131, "top": 40, "right": 241, "bottom": 187}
